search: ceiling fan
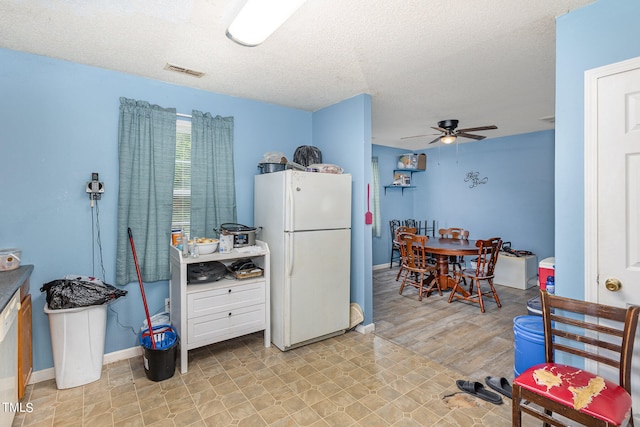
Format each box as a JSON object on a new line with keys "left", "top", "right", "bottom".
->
{"left": 402, "top": 119, "right": 498, "bottom": 145}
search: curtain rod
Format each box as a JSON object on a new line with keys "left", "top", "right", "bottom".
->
{"left": 177, "top": 113, "right": 192, "bottom": 118}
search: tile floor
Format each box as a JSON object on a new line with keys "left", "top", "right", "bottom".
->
{"left": 12, "top": 268, "right": 541, "bottom": 426}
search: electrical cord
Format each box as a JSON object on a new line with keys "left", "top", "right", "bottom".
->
{"left": 91, "top": 199, "right": 138, "bottom": 337}
{"left": 94, "top": 200, "right": 106, "bottom": 280}
{"left": 109, "top": 301, "right": 138, "bottom": 337}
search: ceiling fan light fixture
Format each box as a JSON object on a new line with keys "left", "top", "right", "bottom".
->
{"left": 226, "top": 0, "right": 307, "bottom": 47}
{"left": 440, "top": 134, "right": 457, "bottom": 144}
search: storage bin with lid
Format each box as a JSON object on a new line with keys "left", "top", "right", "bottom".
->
{"left": 513, "top": 315, "right": 546, "bottom": 377}
{"left": 538, "top": 257, "right": 555, "bottom": 290}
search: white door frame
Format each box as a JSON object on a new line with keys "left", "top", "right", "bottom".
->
{"left": 584, "top": 55, "right": 640, "bottom": 304}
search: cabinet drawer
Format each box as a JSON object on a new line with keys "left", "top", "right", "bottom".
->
{"left": 187, "top": 281, "right": 265, "bottom": 318}
{"left": 187, "top": 304, "right": 265, "bottom": 348}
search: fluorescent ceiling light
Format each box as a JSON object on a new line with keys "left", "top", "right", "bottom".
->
{"left": 226, "top": 0, "right": 307, "bottom": 47}
{"left": 440, "top": 134, "right": 457, "bottom": 144}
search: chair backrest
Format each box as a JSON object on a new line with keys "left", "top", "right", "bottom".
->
{"left": 404, "top": 219, "right": 420, "bottom": 229}
{"left": 390, "top": 220, "right": 401, "bottom": 247}
{"left": 396, "top": 231, "right": 411, "bottom": 264}
{"left": 540, "top": 290, "right": 640, "bottom": 394}
{"left": 395, "top": 227, "right": 417, "bottom": 259}
{"left": 439, "top": 227, "right": 469, "bottom": 240}
{"left": 395, "top": 226, "right": 417, "bottom": 239}
{"left": 390, "top": 220, "right": 401, "bottom": 238}
{"left": 401, "top": 233, "right": 430, "bottom": 270}
{"left": 472, "top": 237, "right": 502, "bottom": 276}
{"left": 423, "top": 220, "right": 436, "bottom": 237}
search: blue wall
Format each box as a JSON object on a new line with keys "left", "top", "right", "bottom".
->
{"left": 371, "top": 145, "right": 416, "bottom": 266}
{"left": 313, "top": 94, "right": 373, "bottom": 324}
{"left": 555, "top": 0, "right": 640, "bottom": 299}
{"left": 372, "top": 130, "right": 555, "bottom": 267}
{"left": 0, "top": 48, "right": 371, "bottom": 371}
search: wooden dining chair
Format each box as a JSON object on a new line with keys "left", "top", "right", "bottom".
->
{"left": 448, "top": 237, "right": 502, "bottom": 313}
{"left": 394, "top": 226, "right": 418, "bottom": 281}
{"left": 389, "top": 220, "right": 401, "bottom": 268}
{"left": 439, "top": 227, "right": 470, "bottom": 275}
{"left": 438, "top": 227, "right": 469, "bottom": 240}
{"left": 398, "top": 233, "right": 439, "bottom": 301}
{"left": 512, "top": 290, "right": 640, "bottom": 427}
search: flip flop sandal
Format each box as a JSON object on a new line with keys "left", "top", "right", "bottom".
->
{"left": 485, "top": 376, "right": 513, "bottom": 399}
{"left": 456, "top": 380, "right": 503, "bottom": 405}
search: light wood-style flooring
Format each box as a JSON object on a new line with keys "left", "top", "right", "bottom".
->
{"left": 373, "top": 267, "right": 539, "bottom": 382}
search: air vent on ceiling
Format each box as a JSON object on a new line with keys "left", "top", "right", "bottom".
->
{"left": 164, "top": 63, "right": 205, "bottom": 78}
{"left": 538, "top": 115, "right": 555, "bottom": 124}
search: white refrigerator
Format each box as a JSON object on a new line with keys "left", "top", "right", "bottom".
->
{"left": 254, "top": 170, "right": 352, "bottom": 351}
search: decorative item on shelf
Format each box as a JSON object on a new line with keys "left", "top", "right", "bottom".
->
{"left": 397, "top": 153, "right": 426, "bottom": 170}
{"left": 464, "top": 171, "right": 488, "bottom": 188}
{"left": 393, "top": 172, "right": 411, "bottom": 186}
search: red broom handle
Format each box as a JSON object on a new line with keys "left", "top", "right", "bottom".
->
{"left": 128, "top": 228, "right": 156, "bottom": 349}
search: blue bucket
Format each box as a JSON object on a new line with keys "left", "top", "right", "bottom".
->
{"left": 139, "top": 324, "right": 179, "bottom": 382}
{"left": 140, "top": 324, "right": 178, "bottom": 350}
{"left": 513, "top": 315, "right": 545, "bottom": 377}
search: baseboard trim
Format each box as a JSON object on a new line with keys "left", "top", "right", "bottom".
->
{"left": 373, "top": 263, "right": 392, "bottom": 271}
{"left": 355, "top": 323, "right": 375, "bottom": 334}
{"left": 29, "top": 346, "right": 142, "bottom": 385}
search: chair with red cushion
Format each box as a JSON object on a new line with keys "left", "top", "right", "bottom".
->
{"left": 512, "top": 290, "right": 640, "bottom": 427}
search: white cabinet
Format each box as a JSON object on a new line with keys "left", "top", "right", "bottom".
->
{"left": 169, "top": 242, "right": 270, "bottom": 373}
{"left": 493, "top": 253, "right": 538, "bottom": 289}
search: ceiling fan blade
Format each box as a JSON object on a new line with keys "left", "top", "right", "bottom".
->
{"left": 431, "top": 126, "right": 447, "bottom": 133}
{"left": 456, "top": 132, "right": 486, "bottom": 140}
{"left": 427, "top": 136, "right": 442, "bottom": 144}
{"left": 400, "top": 133, "right": 434, "bottom": 140}
{"left": 456, "top": 125, "right": 497, "bottom": 133}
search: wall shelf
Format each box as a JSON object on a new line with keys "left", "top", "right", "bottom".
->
{"left": 385, "top": 168, "right": 423, "bottom": 195}
{"left": 384, "top": 185, "right": 416, "bottom": 195}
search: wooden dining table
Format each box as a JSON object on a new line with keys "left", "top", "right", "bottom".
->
{"left": 423, "top": 238, "right": 479, "bottom": 297}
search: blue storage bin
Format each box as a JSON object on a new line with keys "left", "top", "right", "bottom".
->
{"left": 513, "top": 315, "right": 545, "bottom": 377}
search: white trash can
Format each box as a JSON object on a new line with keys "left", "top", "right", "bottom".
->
{"left": 44, "top": 303, "right": 107, "bottom": 389}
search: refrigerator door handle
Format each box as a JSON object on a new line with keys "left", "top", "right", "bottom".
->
{"left": 286, "top": 176, "right": 294, "bottom": 231}
{"left": 287, "top": 233, "right": 294, "bottom": 277}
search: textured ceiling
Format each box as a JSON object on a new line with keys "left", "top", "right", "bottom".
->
{"left": 0, "top": 0, "right": 596, "bottom": 149}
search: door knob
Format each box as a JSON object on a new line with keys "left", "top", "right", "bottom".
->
{"left": 605, "top": 278, "right": 622, "bottom": 292}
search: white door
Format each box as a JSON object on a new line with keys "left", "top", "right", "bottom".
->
{"left": 285, "top": 171, "right": 352, "bottom": 232}
{"left": 286, "top": 229, "right": 351, "bottom": 347}
{"left": 585, "top": 55, "right": 640, "bottom": 424}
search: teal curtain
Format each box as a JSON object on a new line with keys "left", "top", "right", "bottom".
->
{"left": 190, "top": 111, "right": 236, "bottom": 237}
{"left": 116, "top": 98, "right": 176, "bottom": 285}
{"left": 372, "top": 157, "right": 382, "bottom": 237}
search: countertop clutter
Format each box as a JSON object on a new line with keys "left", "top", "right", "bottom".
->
{"left": 0, "top": 265, "right": 33, "bottom": 312}
{"left": 257, "top": 147, "right": 346, "bottom": 175}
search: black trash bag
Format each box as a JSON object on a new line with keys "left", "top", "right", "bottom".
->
{"left": 40, "top": 275, "right": 127, "bottom": 309}
{"left": 293, "top": 145, "right": 322, "bottom": 167}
